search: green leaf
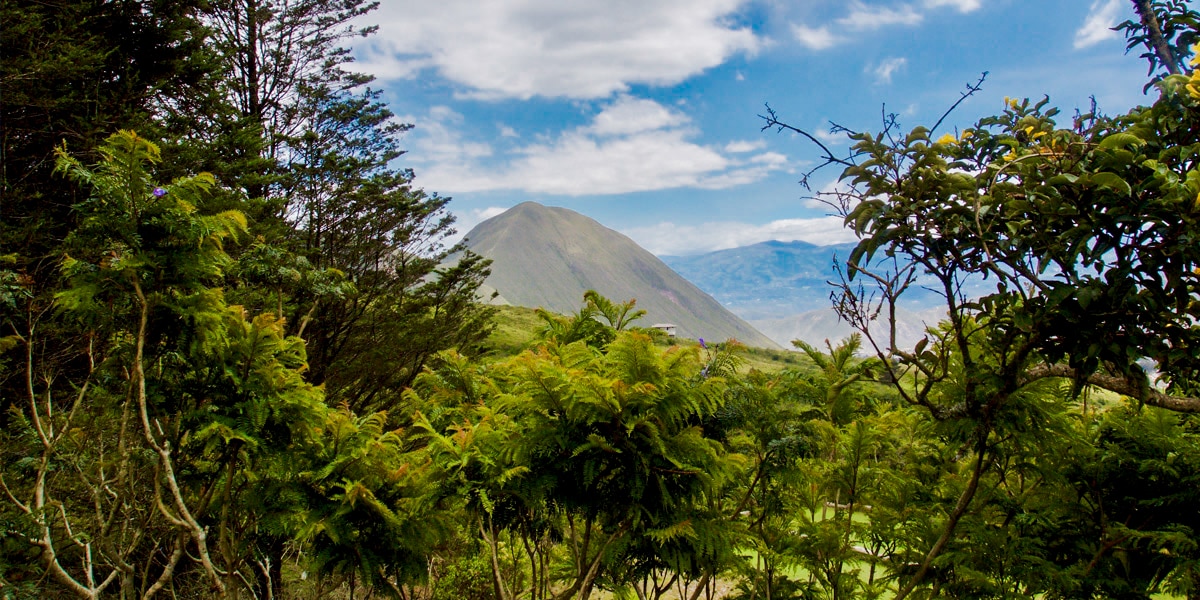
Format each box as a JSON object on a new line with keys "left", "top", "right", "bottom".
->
{"left": 1091, "top": 172, "right": 1132, "bottom": 196}
{"left": 1098, "top": 132, "right": 1145, "bottom": 151}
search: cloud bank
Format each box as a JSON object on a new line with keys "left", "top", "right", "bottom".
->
{"left": 791, "top": 0, "right": 982, "bottom": 52}
{"left": 409, "top": 97, "right": 789, "bottom": 196}
{"left": 623, "top": 216, "right": 857, "bottom": 256}
{"left": 358, "top": 0, "right": 761, "bottom": 99}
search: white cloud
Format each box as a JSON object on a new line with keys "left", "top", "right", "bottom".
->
{"left": 815, "top": 128, "right": 846, "bottom": 145}
{"left": 586, "top": 95, "right": 689, "bottom": 137}
{"left": 871, "top": 57, "right": 908, "bottom": 84}
{"left": 410, "top": 98, "right": 789, "bottom": 196}
{"left": 1074, "top": 0, "right": 1123, "bottom": 49}
{"left": 459, "top": 206, "right": 509, "bottom": 230}
{"left": 791, "top": 24, "right": 842, "bottom": 50}
{"left": 923, "top": 0, "right": 981, "bottom": 12}
{"left": 622, "top": 216, "right": 856, "bottom": 256}
{"left": 724, "top": 140, "right": 767, "bottom": 153}
{"left": 498, "top": 124, "right": 519, "bottom": 138}
{"left": 403, "top": 106, "right": 494, "bottom": 164}
{"left": 792, "top": 0, "right": 981, "bottom": 53}
{"left": 357, "top": 0, "right": 761, "bottom": 99}
{"left": 837, "top": 2, "right": 923, "bottom": 30}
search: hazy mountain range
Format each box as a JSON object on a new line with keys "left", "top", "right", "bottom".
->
{"left": 460, "top": 202, "right": 780, "bottom": 349}
{"left": 661, "top": 240, "right": 856, "bottom": 321}
{"left": 661, "top": 240, "right": 952, "bottom": 348}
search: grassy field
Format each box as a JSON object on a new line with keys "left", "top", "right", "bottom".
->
{"left": 479, "top": 304, "right": 547, "bottom": 357}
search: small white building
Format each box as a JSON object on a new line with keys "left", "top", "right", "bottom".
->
{"left": 650, "top": 323, "right": 677, "bottom": 338}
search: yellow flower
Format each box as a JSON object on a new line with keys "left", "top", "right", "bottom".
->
{"left": 936, "top": 133, "right": 956, "bottom": 145}
{"left": 1006, "top": 97, "right": 1020, "bottom": 110}
{"left": 960, "top": 130, "right": 974, "bottom": 141}
{"left": 1190, "top": 44, "right": 1200, "bottom": 100}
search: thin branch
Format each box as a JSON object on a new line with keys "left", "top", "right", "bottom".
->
{"left": 930, "top": 72, "right": 988, "bottom": 135}
{"left": 0, "top": 473, "right": 30, "bottom": 514}
{"left": 893, "top": 431, "right": 992, "bottom": 600}
{"left": 142, "top": 534, "right": 186, "bottom": 600}
{"left": 131, "top": 278, "right": 226, "bottom": 595}
{"left": 760, "top": 103, "right": 856, "bottom": 189}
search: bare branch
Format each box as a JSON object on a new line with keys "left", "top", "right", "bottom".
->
{"left": 759, "top": 103, "right": 856, "bottom": 189}
{"left": 930, "top": 72, "right": 988, "bottom": 135}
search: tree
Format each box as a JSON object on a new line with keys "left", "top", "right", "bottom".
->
{"left": 270, "top": 82, "right": 496, "bottom": 413}
{"left": 413, "top": 296, "right": 732, "bottom": 600}
{"left": 195, "top": 0, "right": 377, "bottom": 195}
{"left": 0, "top": 0, "right": 212, "bottom": 433}
{"left": 2, "top": 131, "right": 267, "bottom": 597}
{"left": 759, "top": 4, "right": 1200, "bottom": 597}
{"left": 185, "top": 0, "right": 497, "bottom": 416}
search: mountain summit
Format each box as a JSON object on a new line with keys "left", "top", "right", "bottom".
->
{"left": 461, "top": 202, "right": 778, "bottom": 348}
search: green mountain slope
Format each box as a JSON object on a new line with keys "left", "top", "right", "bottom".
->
{"left": 462, "top": 202, "right": 779, "bottom": 349}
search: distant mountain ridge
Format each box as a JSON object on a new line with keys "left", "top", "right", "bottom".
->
{"left": 662, "top": 240, "right": 955, "bottom": 349}
{"left": 461, "top": 202, "right": 780, "bottom": 349}
{"left": 661, "top": 240, "right": 856, "bottom": 321}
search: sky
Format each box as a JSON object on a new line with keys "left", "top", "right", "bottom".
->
{"left": 352, "top": 0, "right": 1157, "bottom": 256}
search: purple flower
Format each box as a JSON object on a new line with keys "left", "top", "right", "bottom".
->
{"left": 152, "top": 187, "right": 167, "bottom": 197}
{"left": 698, "top": 338, "right": 707, "bottom": 349}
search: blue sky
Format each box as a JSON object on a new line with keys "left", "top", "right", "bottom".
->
{"left": 353, "top": 0, "right": 1155, "bottom": 255}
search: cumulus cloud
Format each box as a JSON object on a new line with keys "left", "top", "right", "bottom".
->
{"left": 586, "top": 96, "right": 689, "bottom": 136}
{"left": 410, "top": 98, "right": 789, "bottom": 196}
{"left": 871, "top": 57, "right": 908, "bottom": 84}
{"left": 458, "top": 206, "right": 509, "bottom": 231}
{"left": 1074, "top": 0, "right": 1123, "bottom": 49}
{"left": 622, "top": 216, "right": 856, "bottom": 256}
{"left": 403, "top": 106, "right": 494, "bottom": 164}
{"left": 791, "top": 24, "right": 842, "bottom": 50}
{"left": 356, "top": 0, "right": 760, "bottom": 99}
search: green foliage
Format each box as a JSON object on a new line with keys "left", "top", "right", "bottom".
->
{"left": 9, "top": 2, "right": 1200, "bottom": 599}
{"left": 410, "top": 294, "right": 739, "bottom": 600}
{"left": 2, "top": 0, "right": 496, "bottom": 595}
{"left": 1117, "top": 0, "right": 1200, "bottom": 87}
{"left": 840, "top": 75, "right": 1200, "bottom": 406}
{"left": 761, "top": 6, "right": 1200, "bottom": 599}
{"left": 298, "top": 407, "right": 448, "bottom": 597}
